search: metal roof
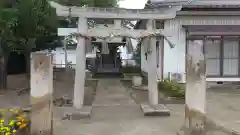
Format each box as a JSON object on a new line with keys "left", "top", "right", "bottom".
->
{"left": 149, "top": 0, "right": 240, "bottom": 8}
{"left": 134, "top": 0, "right": 240, "bottom": 29}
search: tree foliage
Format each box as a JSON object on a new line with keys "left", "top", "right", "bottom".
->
{"left": 0, "top": 2, "right": 19, "bottom": 90}
{"left": 56, "top": 0, "right": 120, "bottom": 7}
{"left": 15, "top": 0, "right": 57, "bottom": 52}
{"left": 0, "top": 4, "right": 18, "bottom": 56}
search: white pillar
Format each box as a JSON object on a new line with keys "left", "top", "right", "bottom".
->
{"left": 147, "top": 20, "right": 158, "bottom": 105}
{"left": 185, "top": 40, "right": 206, "bottom": 134}
{"left": 74, "top": 17, "right": 87, "bottom": 109}
{"left": 30, "top": 52, "right": 53, "bottom": 135}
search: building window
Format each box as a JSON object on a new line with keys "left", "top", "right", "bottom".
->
{"left": 204, "top": 39, "right": 221, "bottom": 76}
{"left": 223, "top": 38, "right": 239, "bottom": 76}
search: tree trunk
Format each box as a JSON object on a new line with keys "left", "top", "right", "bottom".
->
{"left": 24, "top": 52, "right": 31, "bottom": 88}
{"left": 0, "top": 56, "right": 8, "bottom": 92}
{"left": 25, "top": 53, "right": 30, "bottom": 75}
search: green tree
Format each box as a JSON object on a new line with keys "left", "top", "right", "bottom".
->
{"left": 56, "top": 0, "right": 119, "bottom": 7}
{"left": 0, "top": 2, "right": 18, "bottom": 91}
{"left": 14, "top": 0, "right": 57, "bottom": 77}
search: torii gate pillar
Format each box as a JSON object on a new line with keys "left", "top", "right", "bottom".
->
{"left": 73, "top": 17, "right": 88, "bottom": 109}
{"left": 140, "top": 20, "right": 170, "bottom": 116}
{"left": 146, "top": 20, "right": 158, "bottom": 105}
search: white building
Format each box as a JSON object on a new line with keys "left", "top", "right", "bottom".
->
{"left": 136, "top": 0, "right": 240, "bottom": 82}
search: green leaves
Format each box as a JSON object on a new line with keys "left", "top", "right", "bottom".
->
{"left": 54, "top": 0, "right": 119, "bottom": 7}
{"left": 14, "top": 0, "right": 57, "bottom": 51}
{"left": 0, "top": 7, "right": 18, "bottom": 55}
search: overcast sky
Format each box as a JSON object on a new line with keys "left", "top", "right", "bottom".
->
{"left": 118, "top": 0, "right": 147, "bottom": 9}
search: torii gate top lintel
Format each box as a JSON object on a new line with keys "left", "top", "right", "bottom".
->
{"left": 49, "top": 1, "right": 185, "bottom": 48}
{"left": 49, "top": 1, "right": 182, "bottom": 19}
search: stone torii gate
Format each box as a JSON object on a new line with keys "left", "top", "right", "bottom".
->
{"left": 49, "top": 1, "right": 181, "bottom": 110}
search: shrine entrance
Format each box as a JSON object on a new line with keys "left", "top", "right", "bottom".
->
{"left": 49, "top": 0, "right": 180, "bottom": 110}
{"left": 94, "top": 43, "right": 122, "bottom": 74}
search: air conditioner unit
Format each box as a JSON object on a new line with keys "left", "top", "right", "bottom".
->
{"left": 168, "top": 72, "right": 186, "bottom": 83}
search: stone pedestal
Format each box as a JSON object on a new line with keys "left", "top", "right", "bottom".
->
{"left": 140, "top": 102, "right": 170, "bottom": 116}
{"left": 62, "top": 106, "right": 92, "bottom": 120}
{"left": 184, "top": 40, "right": 206, "bottom": 135}
{"left": 30, "top": 52, "right": 53, "bottom": 135}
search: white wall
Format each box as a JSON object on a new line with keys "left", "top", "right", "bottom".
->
{"left": 164, "top": 19, "right": 186, "bottom": 79}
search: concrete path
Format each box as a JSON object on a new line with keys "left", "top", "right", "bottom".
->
{"left": 92, "top": 79, "right": 135, "bottom": 107}
{"left": 53, "top": 79, "right": 184, "bottom": 135}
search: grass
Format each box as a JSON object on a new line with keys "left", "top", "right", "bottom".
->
{"left": 158, "top": 79, "right": 185, "bottom": 99}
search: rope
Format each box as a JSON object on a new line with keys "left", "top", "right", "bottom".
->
{"left": 66, "top": 31, "right": 175, "bottom": 48}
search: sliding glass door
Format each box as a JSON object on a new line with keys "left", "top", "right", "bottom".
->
{"left": 223, "top": 39, "right": 239, "bottom": 76}
{"left": 205, "top": 39, "right": 221, "bottom": 76}
{"left": 187, "top": 37, "right": 240, "bottom": 77}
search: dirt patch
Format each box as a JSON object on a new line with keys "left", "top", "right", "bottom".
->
{"left": 1, "top": 70, "right": 98, "bottom": 108}
{"left": 7, "top": 74, "right": 29, "bottom": 90}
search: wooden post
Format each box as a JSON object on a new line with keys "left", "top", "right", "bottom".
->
{"left": 147, "top": 19, "right": 158, "bottom": 105}
{"left": 185, "top": 40, "right": 206, "bottom": 135}
{"left": 73, "top": 17, "right": 87, "bottom": 109}
{"left": 30, "top": 52, "right": 53, "bottom": 135}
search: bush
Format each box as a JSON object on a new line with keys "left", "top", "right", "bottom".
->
{"left": 0, "top": 108, "right": 29, "bottom": 135}
{"left": 158, "top": 78, "right": 185, "bottom": 99}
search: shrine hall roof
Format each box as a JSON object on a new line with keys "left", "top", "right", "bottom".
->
{"left": 134, "top": 0, "right": 240, "bottom": 29}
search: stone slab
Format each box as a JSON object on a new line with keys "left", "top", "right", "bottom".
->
{"left": 140, "top": 102, "right": 170, "bottom": 116}
{"left": 62, "top": 106, "right": 92, "bottom": 120}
